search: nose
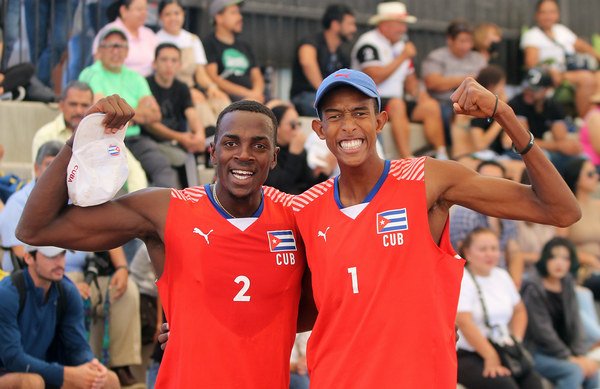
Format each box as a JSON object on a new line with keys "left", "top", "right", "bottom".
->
{"left": 236, "top": 144, "right": 254, "bottom": 162}
{"left": 340, "top": 113, "right": 357, "bottom": 133}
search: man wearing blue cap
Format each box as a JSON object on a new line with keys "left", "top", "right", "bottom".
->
{"left": 290, "top": 68, "right": 580, "bottom": 387}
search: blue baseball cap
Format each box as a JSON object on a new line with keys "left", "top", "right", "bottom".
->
{"left": 314, "top": 69, "right": 381, "bottom": 116}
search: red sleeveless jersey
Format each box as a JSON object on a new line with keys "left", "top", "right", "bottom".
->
{"left": 156, "top": 185, "right": 305, "bottom": 388}
{"left": 293, "top": 158, "right": 465, "bottom": 388}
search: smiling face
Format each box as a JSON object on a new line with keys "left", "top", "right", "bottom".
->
{"left": 210, "top": 110, "right": 278, "bottom": 203}
{"left": 463, "top": 231, "right": 500, "bottom": 276}
{"left": 313, "top": 86, "right": 387, "bottom": 169}
{"left": 577, "top": 161, "right": 599, "bottom": 195}
{"left": 97, "top": 33, "right": 129, "bottom": 72}
{"left": 159, "top": 2, "right": 185, "bottom": 35}
{"left": 536, "top": 0, "right": 560, "bottom": 31}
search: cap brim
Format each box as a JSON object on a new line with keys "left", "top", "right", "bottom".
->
{"left": 26, "top": 245, "right": 66, "bottom": 257}
{"left": 73, "top": 113, "right": 127, "bottom": 150}
{"left": 315, "top": 79, "right": 380, "bottom": 110}
{"left": 368, "top": 14, "right": 417, "bottom": 25}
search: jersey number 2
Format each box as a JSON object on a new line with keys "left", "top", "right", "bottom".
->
{"left": 233, "top": 275, "right": 251, "bottom": 302}
{"left": 348, "top": 267, "right": 359, "bottom": 294}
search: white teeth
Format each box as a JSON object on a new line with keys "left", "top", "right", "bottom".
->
{"left": 232, "top": 170, "right": 253, "bottom": 180}
{"left": 340, "top": 139, "right": 363, "bottom": 150}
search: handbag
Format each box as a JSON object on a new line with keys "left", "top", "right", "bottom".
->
{"left": 467, "top": 269, "right": 534, "bottom": 379}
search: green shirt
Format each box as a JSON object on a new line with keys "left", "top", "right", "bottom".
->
{"left": 79, "top": 61, "right": 152, "bottom": 137}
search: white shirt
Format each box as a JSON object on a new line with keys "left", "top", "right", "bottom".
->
{"left": 351, "top": 29, "right": 413, "bottom": 98}
{"left": 456, "top": 267, "right": 521, "bottom": 351}
{"left": 156, "top": 29, "right": 207, "bottom": 65}
{"left": 521, "top": 24, "right": 577, "bottom": 71}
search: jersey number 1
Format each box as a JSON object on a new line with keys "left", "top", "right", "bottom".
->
{"left": 233, "top": 275, "right": 251, "bottom": 302}
{"left": 348, "top": 267, "right": 359, "bottom": 294}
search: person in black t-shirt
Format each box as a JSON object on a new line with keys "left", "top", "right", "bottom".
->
{"left": 508, "top": 67, "right": 581, "bottom": 171}
{"left": 290, "top": 4, "right": 357, "bottom": 116}
{"left": 145, "top": 43, "right": 206, "bottom": 184}
{"left": 204, "top": 0, "right": 265, "bottom": 103}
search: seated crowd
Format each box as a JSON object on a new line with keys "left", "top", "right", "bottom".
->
{"left": 1, "top": 0, "right": 600, "bottom": 388}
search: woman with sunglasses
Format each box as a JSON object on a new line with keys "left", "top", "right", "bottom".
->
{"left": 265, "top": 103, "right": 331, "bottom": 194}
{"left": 560, "top": 157, "right": 600, "bottom": 299}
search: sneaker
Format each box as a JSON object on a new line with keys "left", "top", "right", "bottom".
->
{"left": 113, "top": 365, "right": 139, "bottom": 387}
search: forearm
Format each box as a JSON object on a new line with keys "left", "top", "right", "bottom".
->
{"left": 457, "top": 316, "right": 497, "bottom": 358}
{"left": 214, "top": 77, "right": 253, "bottom": 98}
{"left": 494, "top": 102, "right": 580, "bottom": 226}
{"left": 364, "top": 55, "right": 409, "bottom": 85}
{"left": 509, "top": 303, "right": 527, "bottom": 340}
{"left": 302, "top": 64, "right": 323, "bottom": 91}
{"left": 425, "top": 74, "right": 464, "bottom": 92}
{"left": 109, "top": 247, "right": 127, "bottom": 268}
{"left": 194, "top": 66, "right": 216, "bottom": 90}
{"left": 133, "top": 106, "right": 161, "bottom": 126}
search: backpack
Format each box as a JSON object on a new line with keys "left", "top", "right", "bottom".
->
{"left": 10, "top": 270, "right": 67, "bottom": 322}
{"left": 0, "top": 173, "right": 27, "bottom": 203}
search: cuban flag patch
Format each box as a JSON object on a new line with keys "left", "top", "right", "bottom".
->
{"left": 376, "top": 208, "right": 408, "bottom": 234}
{"left": 108, "top": 144, "right": 121, "bottom": 157}
{"left": 267, "top": 230, "right": 297, "bottom": 252}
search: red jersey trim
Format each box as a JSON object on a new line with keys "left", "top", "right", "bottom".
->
{"left": 292, "top": 179, "right": 335, "bottom": 212}
{"left": 263, "top": 186, "right": 296, "bottom": 207}
{"left": 170, "top": 186, "right": 207, "bottom": 202}
{"left": 390, "top": 156, "right": 426, "bottom": 181}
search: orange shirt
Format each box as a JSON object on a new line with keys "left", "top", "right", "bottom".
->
{"left": 156, "top": 186, "right": 305, "bottom": 388}
{"left": 293, "top": 158, "right": 465, "bottom": 388}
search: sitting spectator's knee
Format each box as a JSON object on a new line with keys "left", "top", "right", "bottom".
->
{"left": 386, "top": 98, "right": 406, "bottom": 116}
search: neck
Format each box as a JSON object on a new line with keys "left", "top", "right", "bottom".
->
{"left": 323, "top": 29, "right": 341, "bottom": 52}
{"left": 215, "top": 27, "right": 235, "bottom": 44}
{"left": 154, "top": 74, "right": 174, "bottom": 88}
{"left": 164, "top": 27, "right": 181, "bottom": 36}
{"left": 102, "top": 63, "right": 122, "bottom": 74}
{"left": 214, "top": 183, "right": 261, "bottom": 218}
{"left": 577, "top": 191, "right": 591, "bottom": 203}
{"left": 27, "top": 267, "right": 52, "bottom": 296}
{"left": 543, "top": 276, "right": 562, "bottom": 292}
{"left": 469, "top": 266, "right": 491, "bottom": 277}
{"left": 337, "top": 156, "right": 385, "bottom": 207}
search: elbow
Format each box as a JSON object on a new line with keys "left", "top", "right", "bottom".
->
{"left": 15, "top": 223, "right": 37, "bottom": 246}
{"left": 553, "top": 203, "right": 582, "bottom": 228}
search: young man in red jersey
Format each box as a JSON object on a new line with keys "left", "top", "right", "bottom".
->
{"left": 16, "top": 98, "right": 307, "bottom": 388}
{"left": 289, "top": 69, "right": 580, "bottom": 388}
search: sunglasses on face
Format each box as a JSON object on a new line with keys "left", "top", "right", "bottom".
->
{"left": 100, "top": 43, "right": 128, "bottom": 50}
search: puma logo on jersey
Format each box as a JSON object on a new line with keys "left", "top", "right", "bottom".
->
{"left": 317, "top": 227, "right": 330, "bottom": 242}
{"left": 193, "top": 227, "right": 213, "bottom": 244}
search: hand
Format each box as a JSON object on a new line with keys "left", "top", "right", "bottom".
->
{"left": 207, "top": 85, "right": 229, "bottom": 101}
{"left": 76, "top": 282, "right": 91, "bottom": 300}
{"left": 85, "top": 94, "right": 135, "bottom": 133}
{"left": 64, "top": 362, "right": 102, "bottom": 389}
{"left": 109, "top": 268, "right": 128, "bottom": 301}
{"left": 570, "top": 356, "right": 599, "bottom": 377}
{"left": 179, "top": 132, "right": 205, "bottom": 153}
{"left": 401, "top": 41, "right": 417, "bottom": 59}
{"left": 482, "top": 352, "right": 511, "bottom": 378}
{"left": 158, "top": 322, "right": 170, "bottom": 350}
{"left": 556, "top": 139, "right": 582, "bottom": 155}
{"left": 89, "top": 359, "right": 108, "bottom": 389}
{"left": 451, "top": 77, "right": 499, "bottom": 118}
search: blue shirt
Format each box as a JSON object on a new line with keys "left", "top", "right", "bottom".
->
{"left": 0, "top": 270, "right": 93, "bottom": 386}
{"left": 0, "top": 180, "right": 88, "bottom": 272}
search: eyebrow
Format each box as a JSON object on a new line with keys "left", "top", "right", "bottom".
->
{"left": 323, "top": 105, "right": 371, "bottom": 113}
{"left": 221, "top": 134, "right": 271, "bottom": 142}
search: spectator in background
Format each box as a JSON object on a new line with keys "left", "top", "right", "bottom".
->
{"left": 156, "top": 0, "right": 230, "bottom": 129}
{"left": 456, "top": 227, "right": 543, "bottom": 389}
{"left": 265, "top": 103, "right": 330, "bottom": 194}
{"left": 290, "top": 4, "right": 356, "bottom": 116}
{"left": 80, "top": 28, "right": 181, "bottom": 188}
{"left": 351, "top": 1, "right": 446, "bottom": 159}
{"left": 145, "top": 43, "right": 206, "bottom": 187}
{"left": 0, "top": 245, "right": 119, "bottom": 389}
{"left": 473, "top": 22, "right": 503, "bottom": 64}
{"left": 509, "top": 67, "right": 581, "bottom": 171}
{"left": 522, "top": 237, "right": 600, "bottom": 389}
{"left": 32, "top": 80, "right": 148, "bottom": 192}
{"left": 422, "top": 19, "right": 487, "bottom": 146}
{"left": 580, "top": 93, "right": 600, "bottom": 169}
{"left": 450, "top": 160, "right": 524, "bottom": 286}
{"left": 93, "top": 0, "right": 158, "bottom": 77}
{"left": 560, "top": 157, "right": 600, "bottom": 300}
{"left": 24, "top": 0, "right": 76, "bottom": 87}
{"left": 521, "top": 0, "right": 600, "bottom": 117}
{"left": 204, "top": 0, "right": 265, "bottom": 103}
{"left": 290, "top": 332, "right": 310, "bottom": 389}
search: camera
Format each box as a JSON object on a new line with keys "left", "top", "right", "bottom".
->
{"left": 84, "top": 253, "right": 111, "bottom": 285}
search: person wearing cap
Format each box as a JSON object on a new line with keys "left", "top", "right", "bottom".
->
{"left": 203, "top": 0, "right": 266, "bottom": 103}
{"left": 508, "top": 67, "right": 581, "bottom": 171}
{"left": 17, "top": 97, "right": 309, "bottom": 388}
{"left": 80, "top": 28, "right": 182, "bottom": 189}
{"left": 580, "top": 93, "right": 600, "bottom": 169}
{"left": 290, "top": 4, "right": 357, "bottom": 117}
{"left": 31, "top": 80, "right": 148, "bottom": 193}
{"left": 351, "top": 1, "right": 447, "bottom": 159}
{"left": 0, "top": 245, "right": 119, "bottom": 388}
{"left": 422, "top": 19, "right": 487, "bottom": 148}
{"left": 92, "top": 0, "right": 158, "bottom": 77}
{"left": 287, "top": 68, "right": 580, "bottom": 387}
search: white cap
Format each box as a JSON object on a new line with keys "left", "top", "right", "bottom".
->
{"left": 368, "top": 2, "right": 417, "bottom": 25}
{"left": 67, "top": 113, "right": 129, "bottom": 207}
{"left": 25, "top": 245, "right": 66, "bottom": 257}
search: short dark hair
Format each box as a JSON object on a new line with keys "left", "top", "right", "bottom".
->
{"left": 158, "top": 0, "right": 183, "bottom": 15}
{"left": 154, "top": 42, "right": 181, "bottom": 60}
{"left": 561, "top": 157, "right": 587, "bottom": 196}
{"left": 446, "top": 19, "right": 473, "bottom": 39}
{"left": 476, "top": 65, "right": 506, "bottom": 89}
{"left": 322, "top": 4, "right": 353, "bottom": 30}
{"left": 535, "top": 0, "right": 559, "bottom": 12}
{"left": 270, "top": 104, "right": 291, "bottom": 128}
{"left": 215, "top": 100, "right": 278, "bottom": 144}
{"left": 476, "top": 159, "right": 506, "bottom": 177}
{"left": 60, "top": 81, "right": 93, "bottom": 101}
{"left": 535, "top": 237, "right": 579, "bottom": 278}
{"left": 35, "top": 140, "right": 64, "bottom": 166}
{"left": 107, "top": 0, "right": 135, "bottom": 22}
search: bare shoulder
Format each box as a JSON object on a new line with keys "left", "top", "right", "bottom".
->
{"left": 115, "top": 187, "right": 171, "bottom": 225}
{"left": 424, "top": 157, "right": 477, "bottom": 209}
